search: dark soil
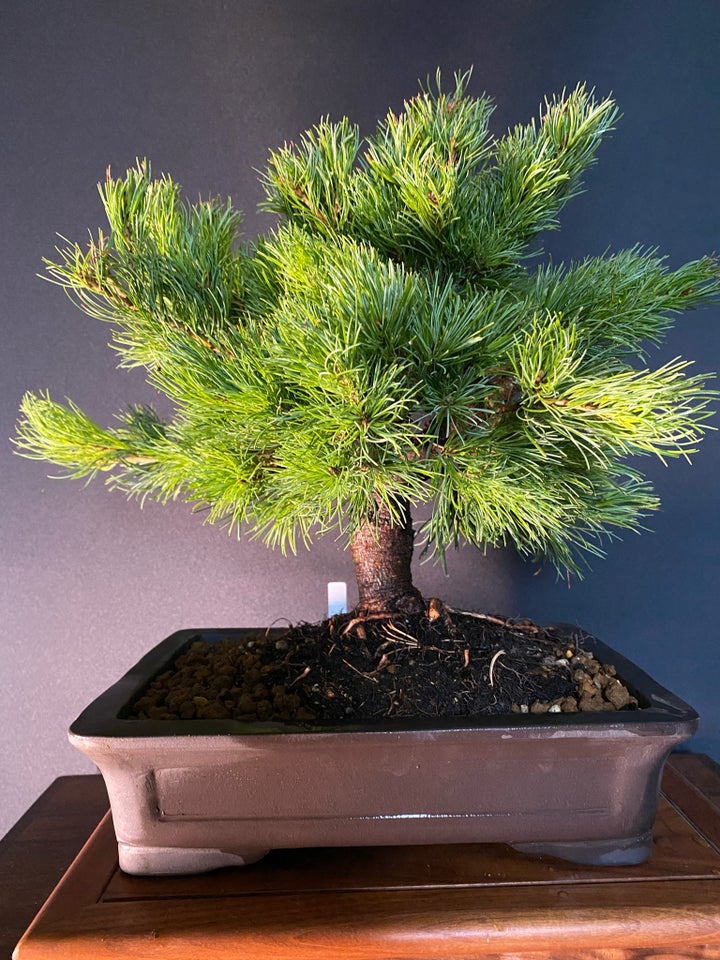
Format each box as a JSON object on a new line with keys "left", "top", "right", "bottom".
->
{"left": 129, "top": 604, "right": 638, "bottom": 726}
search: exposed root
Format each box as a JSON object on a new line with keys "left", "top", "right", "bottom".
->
{"left": 342, "top": 596, "right": 459, "bottom": 640}
{"left": 381, "top": 621, "right": 421, "bottom": 646}
{"left": 341, "top": 612, "right": 393, "bottom": 637}
{"left": 488, "top": 648, "right": 506, "bottom": 688}
{"left": 444, "top": 605, "right": 540, "bottom": 634}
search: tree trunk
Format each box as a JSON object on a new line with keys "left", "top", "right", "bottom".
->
{"left": 349, "top": 498, "right": 424, "bottom": 616}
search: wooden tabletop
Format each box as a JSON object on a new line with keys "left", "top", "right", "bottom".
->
{"left": 4, "top": 753, "right": 720, "bottom": 960}
{"left": 1, "top": 775, "right": 109, "bottom": 960}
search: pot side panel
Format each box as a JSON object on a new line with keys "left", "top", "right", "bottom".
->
{"left": 74, "top": 728, "right": 678, "bottom": 857}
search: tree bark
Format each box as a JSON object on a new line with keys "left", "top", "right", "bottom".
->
{"left": 349, "top": 499, "right": 424, "bottom": 616}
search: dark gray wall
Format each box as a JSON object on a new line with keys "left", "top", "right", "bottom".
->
{"left": 2, "top": 0, "right": 719, "bottom": 837}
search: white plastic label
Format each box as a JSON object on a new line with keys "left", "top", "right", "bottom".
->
{"left": 327, "top": 581, "right": 347, "bottom": 617}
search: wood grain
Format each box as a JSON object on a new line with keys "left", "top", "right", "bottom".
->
{"left": 9, "top": 756, "right": 720, "bottom": 959}
{"left": 0, "top": 776, "right": 108, "bottom": 960}
{"left": 664, "top": 753, "right": 720, "bottom": 852}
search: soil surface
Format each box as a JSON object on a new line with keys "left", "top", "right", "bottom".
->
{"left": 128, "top": 604, "right": 639, "bottom": 726}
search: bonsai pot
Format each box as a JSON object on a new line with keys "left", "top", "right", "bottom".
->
{"left": 69, "top": 627, "right": 698, "bottom": 876}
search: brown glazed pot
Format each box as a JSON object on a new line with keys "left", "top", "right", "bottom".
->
{"left": 69, "top": 628, "right": 698, "bottom": 876}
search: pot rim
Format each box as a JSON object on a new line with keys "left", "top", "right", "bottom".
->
{"left": 69, "top": 626, "right": 699, "bottom": 739}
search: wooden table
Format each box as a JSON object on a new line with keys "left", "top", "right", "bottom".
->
{"left": 4, "top": 754, "right": 720, "bottom": 959}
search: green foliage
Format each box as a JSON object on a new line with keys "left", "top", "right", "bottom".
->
{"left": 15, "top": 72, "right": 720, "bottom": 576}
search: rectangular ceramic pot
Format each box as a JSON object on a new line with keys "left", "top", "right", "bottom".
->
{"left": 69, "top": 628, "right": 698, "bottom": 875}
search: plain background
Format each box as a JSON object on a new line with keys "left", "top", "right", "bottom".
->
{"left": 2, "top": 0, "right": 719, "bottom": 840}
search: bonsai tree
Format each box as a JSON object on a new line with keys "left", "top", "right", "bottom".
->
{"left": 15, "top": 73, "right": 720, "bottom": 625}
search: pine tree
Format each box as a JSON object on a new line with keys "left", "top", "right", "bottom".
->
{"left": 15, "top": 72, "right": 720, "bottom": 618}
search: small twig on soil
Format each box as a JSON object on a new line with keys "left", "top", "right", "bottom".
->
{"left": 287, "top": 665, "right": 311, "bottom": 688}
{"left": 374, "top": 652, "right": 393, "bottom": 673}
{"left": 489, "top": 648, "right": 506, "bottom": 688}
{"left": 342, "top": 658, "right": 379, "bottom": 683}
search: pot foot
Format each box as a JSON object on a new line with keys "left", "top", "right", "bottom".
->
{"left": 118, "top": 841, "right": 270, "bottom": 875}
{"left": 510, "top": 828, "right": 654, "bottom": 866}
